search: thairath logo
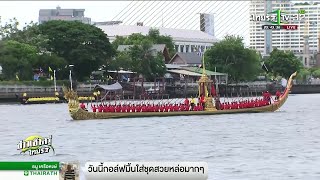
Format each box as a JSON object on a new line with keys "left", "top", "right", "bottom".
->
{"left": 17, "top": 135, "right": 55, "bottom": 156}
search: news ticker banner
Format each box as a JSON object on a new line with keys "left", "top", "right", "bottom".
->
{"left": 0, "top": 161, "right": 208, "bottom": 180}
{"left": 85, "top": 162, "right": 208, "bottom": 180}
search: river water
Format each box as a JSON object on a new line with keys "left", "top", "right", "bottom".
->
{"left": 0, "top": 94, "right": 319, "bottom": 180}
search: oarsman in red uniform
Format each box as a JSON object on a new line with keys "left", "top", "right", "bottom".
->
{"left": 120, "top": 105, "right": 125, "bottom": 112}
{"left": 163, "top": 105, "right": 168, "bottom": 112}
{"left": 136, "top": 105, "right": 141, "bottom": 112}
{"left": 220, "top": 103, "right": 224, "bottom": 110}
{"left": 224, "top": 103, "right": 228, "bottom": 110}
{"left": 200, "top": 95, "right": 205, "bottom": 110}
{"left": 127, "top": 105, "right": 131, "bottom": 112}
{"left": 182, "top": 104, "right": 186, "bottom": 111}
{"left": 154, "top": 104, "right": 159, "bottom": 112}
{"left": 127, "top": 105, "right": 132, "bottom": 112}
{"left": 114, "top": 104, "right": 118, "bottom": 112}
{"left": 91, "top": 104, "right": 97, "bottom": 112}
{"left": 143, "top": 105, "right": 148, "bottom": 112}
{"left": 102, "top": 105, "right": 107, "bottom": 112}
{"left": 97, "top": 105, "right": 102, "bottom": 112}
{"left": 184, "top": 98, "right": 190, "bottom": 106}
{"left": 198, "top": 103, "right": 204, "bottom": 111}
{"left": 174, "top": 104, "right": 179, "bottom": 111}
{"left": 193, "top": 104, "right": 198, "bottom": 111}
{"left": 80, "top": 103, "right": 86, "bottom": 109}
{"left": 152, "top": 104, "right": 156, "bottom": 112}
{"left": 148, "top": 104, "right": 153, "bottom": 112}
{"left": 234, "top": 102, "right": 237, "bottom": 109}
{"left": 239, "top": 101, "right": 243, "bottom": 109}
{"left": 104, "top": 105, "right": 109, "bottom": 112}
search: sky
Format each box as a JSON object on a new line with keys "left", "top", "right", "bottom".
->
{"left": 0, "top": 1, "right": 250, "bottom": 44}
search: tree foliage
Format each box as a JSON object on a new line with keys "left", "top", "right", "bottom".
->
{"left": 37, "top": 20, "right": 115, "bottom": 80}
{"left": 112, "top": 28, "right": 176, "bottom": 56}
{"left": 1, "top": 18, "right": 117, "bottom": 81}
{"left": 0, "top": 40, "right": 67, "bottom": 80}
{"left": 128, "top": 40, "right": 166, "bottom": 81}
{"left": 311, "top": 68, "right": 320, "bottom": 78}
{"left": 110, "top": 29, "right": 169, "bottom": 81}
{"left": 0, "top": 17, "right": 20, "bottom": 39}
{"left": 205, "top": 35, "right": 261, "bottom": 82}
{"left": 0, "top": 40, "right": 37, "bottom": 80}
{"left": 109, "top": 39, "right": 166, "bottom": 81}
{"left": 264, "top": 48, "right": 303, "bottom": 79}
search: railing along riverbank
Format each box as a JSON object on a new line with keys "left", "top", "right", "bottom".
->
{"left": 0, "top": 81, "right": 319, "bottom": 102}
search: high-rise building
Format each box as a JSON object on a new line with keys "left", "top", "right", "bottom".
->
{"left": 39, "top": 6, "right": 91, "bottom": 24}
{"left": 200, "top": 13, "right": 215, "bottom": 37}
{"left": 250, "top": 1, "right": 320, "bottom": 58}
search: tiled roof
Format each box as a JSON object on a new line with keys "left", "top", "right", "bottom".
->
{"left": 117, "top": 44, "right": 166, "bottom": 52}
{"left": 97, "top": 25, "right": 218, "bottom": 43}
{"left": 173, "top": 52, "right": 202, "bottom": 64}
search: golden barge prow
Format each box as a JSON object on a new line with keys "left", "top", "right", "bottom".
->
{"left": 63, "top": 71, "right": 297, "bottom": 120}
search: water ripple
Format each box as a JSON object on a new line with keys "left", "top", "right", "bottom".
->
{"left": 0, "top": 94, "right": 320, "bottom": 179}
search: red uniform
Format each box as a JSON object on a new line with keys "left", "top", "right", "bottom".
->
{"left": 80, "top": 103, "right": 85, "bottom": 109}
{"left": 98, "top": 106, "right": 102, "bottom": 112}
{"left": 137, "top": 106, "right": 141, "bottom": 112}
{"left": 184, "top": 98, "right": 190, "bottom": 106}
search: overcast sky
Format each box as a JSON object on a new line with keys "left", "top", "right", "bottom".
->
{"left": 0, "top": 1, "right": 250, "bottom": 44}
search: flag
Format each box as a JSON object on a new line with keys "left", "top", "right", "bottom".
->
{"left": 49, "top": 67, "right": 53, "bottom": 73}
{"left": 16, "top": 74, "right": 19, "bottom": 81}
{"left": 261, "top": 62, "right": 268, "bottom": 72}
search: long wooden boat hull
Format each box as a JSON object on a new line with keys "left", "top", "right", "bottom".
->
{"left": 69, "top": 103, "right": 281, "bottom": 120}
{"left": 63, "top": 72, "right": 296, "bottom": 120}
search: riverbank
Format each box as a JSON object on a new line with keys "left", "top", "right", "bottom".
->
{"left": 1, "top": 83, "right": 319, "bottom": 103}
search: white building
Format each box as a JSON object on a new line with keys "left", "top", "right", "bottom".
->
{"left": 96, "top": 25, "right": 218, "bottom": 53}
{"left": 39, "top": 6, "right": 91, "bottom": 24}
{"left": 250, "top": 1, "right": 320, "bottom": 57}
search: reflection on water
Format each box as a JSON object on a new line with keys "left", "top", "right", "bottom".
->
{"left": 0, "top": 94, "right": 320, "bottom": 179}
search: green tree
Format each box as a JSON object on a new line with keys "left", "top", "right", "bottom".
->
{"left": 38, "top": 20, "right": 115, "bottom": 80}
{"left": 148, "top": 28, "right": 175, "bottom": 56}
{"left": 265, "top": 48, "right": 303, "bottom": 78}
{"left": 205, "top": 35, "right": 261, "bottom": 82}
{"left": 129, "top": 40, "right": 166, "bottom": 81}
{"left": 108, "top": 51, "right": 132, "bottom": 71}
{"left": 111, "top": 35, "right": 126, "bottom": 49}
{"left": 7, "top": 21, "right": 49, "bottom": 52}
{"left": 33, "top": 53, "right": 68, "bottom": 79}
{"left": 112, "top": 29, "right": 176, "bottom": 56}
{"left": 0, "top": 17, "right": 19, "bottom": 39}
{"left": 123, "top": 33, "right": 146, "bottom": 45}
{"left": 296, "top": 68, "right": 311, "bottom": 83}
{"left": 0, "top": 40, "right": 37, "bottom": 80}
{"left": 311, "top": 68, "right": 320, "bottom": 78}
